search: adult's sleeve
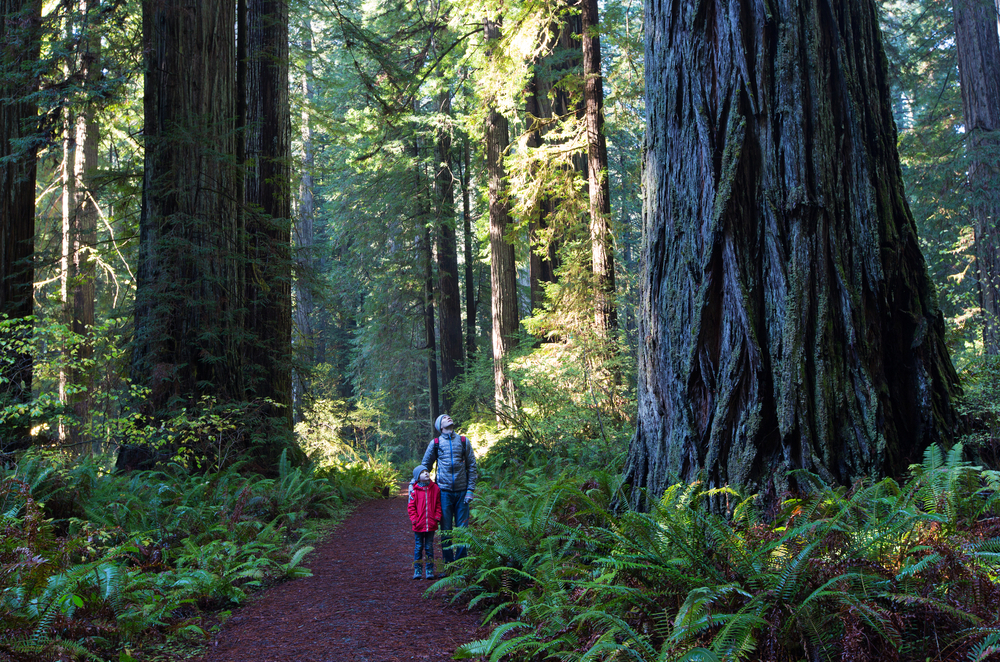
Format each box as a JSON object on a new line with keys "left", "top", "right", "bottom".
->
{"left": 465, "top": 438, "right": 478, "bottom": 496}
{"left": 420, "top": 441, "right": 437, "bottom": 474}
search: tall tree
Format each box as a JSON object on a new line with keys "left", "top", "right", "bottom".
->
{"left": 293, "top": 16, "right": 317, "bottom": 422}
{"left": 580, "top": 0, "right": 617, "bottom": 338}
{"left": 70, "top": 0, "right": 100, "bottom": 446}
{"left": 243, "top": 0, "right": 294, "bottom": 436}
{"left": 621, "top": 0, "right": 961, "bottom": 508}
{"left": 951, "top": 0, "right": 1000, "bottom": 354}
{"left": 134, "top": 0, "right": 242, "bottom": 414}
{"left": 0, "top": 0, "right": 41, "bottom": 450}
{"left": 484, "top": 16, "right": 518, "bottom": 412}
{"left": 436, "top": 87, "right": 464, "bottom": 409}
{"left": 461, "top": 134, "right": 478, "bottom": 361}
{"left": 58, "top": 0, "right": 101, "bottom": 446}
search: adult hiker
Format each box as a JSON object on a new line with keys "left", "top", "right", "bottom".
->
{"left": 413, "top": 414, "right": 477, "bottom": 563}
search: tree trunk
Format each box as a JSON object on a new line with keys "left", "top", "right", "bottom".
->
{"left": 71, "top": 0, "right": 100, "bottom": 449}
{"left": 952, "top": 0, "right": 1000, "bottom": 354}
{"left": 135, "top": 0, "right": 242, "bottom": 414}
{"left": 462, "top": 134, "right": 477, "bottom": 361}
{"left": 436, "top": 88, "right": 464, "bottom": 410}
{"left": 580, "top": 0, "right": 617, "bottom": 338}
{"left": 60, "top": 100, "right": 77, "bottom": 443}
{"left": 293, "top": 17, "right": 316, "bottom": 422}
{"left": 244, "top": 0, "right": 293, "bottom": 441}
{"left": 622, "top": 0, "right": 962, "bottom": 509}
{"left": 0, "top": 0, "right": 40, "bottom": 451}
{"left": 424, "top": 224, "right": 441, "bottom": 423}
{"left": 484, "top": 18, "right": 519, "bottom": 412}
{"left": 525, "top": 73, "right": 557, "bottom": 313}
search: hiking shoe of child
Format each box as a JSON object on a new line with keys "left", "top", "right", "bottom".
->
{"left": 412, "top": 565, "right": 422, "bottom": 580}
{"left": 425, "top": 563, "right": 435, "bottom": 580}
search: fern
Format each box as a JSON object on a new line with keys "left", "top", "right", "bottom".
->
{"left": 453, "top": 621, "right": 529, "bottom": 659}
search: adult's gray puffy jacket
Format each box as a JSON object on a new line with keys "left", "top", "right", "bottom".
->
{"left": 420, "top": 432, "right": 477, "bottom": 495}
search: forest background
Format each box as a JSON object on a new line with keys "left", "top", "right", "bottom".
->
{"left": 3, "top": 0, "right": 1000, "bottom": 659}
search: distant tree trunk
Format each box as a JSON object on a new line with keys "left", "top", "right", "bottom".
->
{"left": 436, "top": 88, "right": 464, "bottom": 410}
{"left": 484, "top": 17, "right": 519, "bottom": 412}
{"left": 293, "top": 17, "right": 316, "bottom": 422}
{"left": 525, "top": 74, "right": 556, "bottom": 313}
{"left": 60, "top": 100, "right": 77, "bottom": 443}
{"left": 243, "top": 0, "right": 293, "bottom": 443}
{"left": 622, "top": 0, "right": 962, "bottom": 510}
{"left": 423, "top": 224, "right": 441, "bottom": 423}
{"left": 135, "top": 0, "right": 242, "bottom": 414}
{"left": 71, "top": 0, "right": 100, "bottom": 448}
{"left": 0, "top": 0, "right": 40, "bottom": 451}
{"left": 461, "top": 134, "right": 477, "bottom": 361}
{"left": 952, "top": 0, "right": 1000, "bottom": 354}
{"left": 580, "top": 0, "right": 617, "bottom": 338}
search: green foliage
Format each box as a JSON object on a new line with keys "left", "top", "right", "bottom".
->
{"left": 0, "top": 446, "right": 387, "bottom": 661}
{"left": 443, "top": 445, "right": 1000, "bottom": 662}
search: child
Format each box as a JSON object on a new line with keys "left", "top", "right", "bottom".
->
{"left": 407, "top": 465, "right": 442, "bottom": 579}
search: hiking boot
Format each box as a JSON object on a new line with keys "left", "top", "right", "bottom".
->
{"left": 424, "top": 563, "right": 435, "bottom": 580}
{"left": 412, "top": 564, "right": 422, "bottom": 580}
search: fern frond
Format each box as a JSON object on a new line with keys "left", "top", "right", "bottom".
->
{"left": 453, "top": 621, "right": 528, "bottom": 659}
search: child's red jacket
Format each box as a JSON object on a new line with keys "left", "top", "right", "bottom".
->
{"left": 408, "top": 481, "right": 442, "bottom": 533}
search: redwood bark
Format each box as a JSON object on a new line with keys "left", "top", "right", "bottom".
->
{"left": 135, "top": 0, "right": 242, "bottom": 413}
{"left": 952, "top": 0, "right": 1000, "bottom": 354}
{"left": 244, "top": 0, "right": 293, "bottom": 435}
{"left": 580, "top": 0, "right": 617, "bottom": 338}
{"left": 484, "top": 18, "right": 519, "bottom": 411}
{"left": 436, "top": 88, "right": 464, "bottom": 409}
{"left": 622, "top": 0, "right": 961, "bottom": 509}
{"left": 0, "top": 0, "right": 40, "bottom": 450}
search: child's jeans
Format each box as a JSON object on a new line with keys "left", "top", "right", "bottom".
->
{"left": 414, "top": 532, "right": 435, "bottom": 562}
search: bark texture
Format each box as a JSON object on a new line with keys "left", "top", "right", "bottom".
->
{"left": 580, "top": 0, "right": 617, "bottom": 338}
{"left": 622, "top": 0, "right": 962, "bottom": 508}
{"left": 0, "top": 0, "right": 40, "bottom": 449}
{"left": 244, "top": 0, "right": 293, "bottom": 432}
{"left": 135, "top": 0, "right": 241, "bottom": 413}
{"left": 952, "top": 0, "right": 1000, "bottom": 354}
{"left": 484, "top": 18, "right": 519, "bottom": 411}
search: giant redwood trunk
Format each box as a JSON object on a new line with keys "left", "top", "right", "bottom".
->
{"left": 135, "top": 0, "right": 242, "bottom": 413}
{"left": 951, "top": 0, "right": 1000, "bottom": 354}
{"left": 621, "top": 0, "right": 962, "bottom": 509}
{"left": 0, "top": 0, "right": 40, "bottom": 450}
{"left": 244, "top": 0, "right": 293, "bottom": 436}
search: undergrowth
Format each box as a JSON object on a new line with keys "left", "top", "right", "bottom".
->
{"left": 439, "top": 443, "right": 1000, "bottom": 662}
{"left": 0, "top": 447, "right": 396, "bottom": 661}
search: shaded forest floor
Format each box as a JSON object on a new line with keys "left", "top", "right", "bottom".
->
{"left": 192, "top": 487, "right": 485, "bottom": 662}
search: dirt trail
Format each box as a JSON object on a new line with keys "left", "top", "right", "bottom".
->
{"left": 194, "top": 488, "right": 485, "bottom": 662}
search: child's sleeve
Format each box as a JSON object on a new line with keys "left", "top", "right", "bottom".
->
{"left": 407, "top": 494, "right": 418, "bottom": 524}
